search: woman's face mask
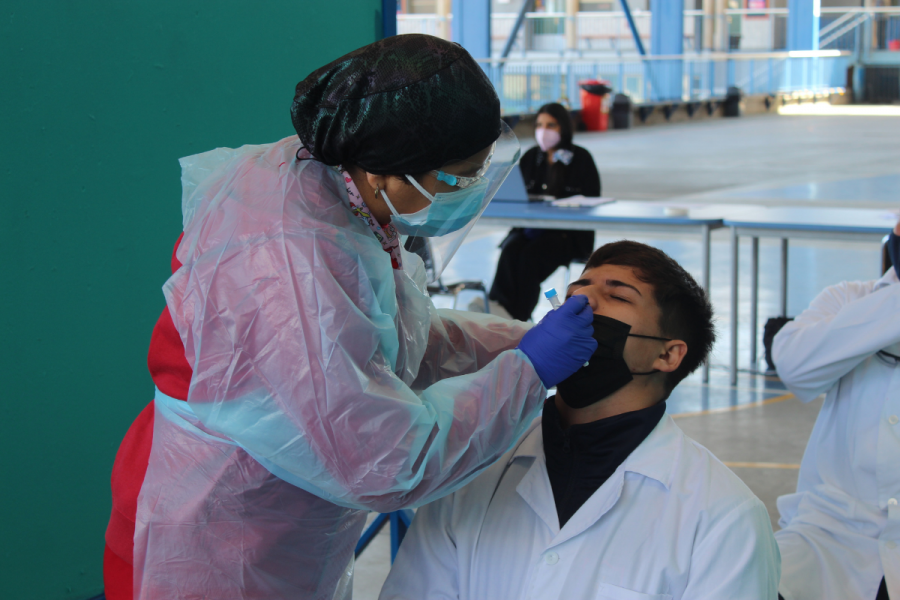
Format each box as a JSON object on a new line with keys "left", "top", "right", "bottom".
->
{"left": 381, "top": 175, "right": 488, "bottom": 238}
{"left": 556, "top": 314, "right": 670, "bottom": 409}
{"left": 535, "top": 127, "right": 561, "bottom": 153}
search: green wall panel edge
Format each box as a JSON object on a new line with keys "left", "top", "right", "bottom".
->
{"left": 0, "top": 2, "right": 381, "bottom": 597}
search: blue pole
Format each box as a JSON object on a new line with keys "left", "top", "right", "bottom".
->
{"left": 501, "top": 0, "right": 533, "bottom": 59}
{"left": 389, "top": 511, "right": 413, "bottom": 563}
{"left": 786, "top": 58, "right": 792, "bottom": 92}
{"left": 355, "top": 513, "right": 390, "bottom": 557}
{"left": 618, "top": 0, "right": 646, "bottom": 56}
{"left": 650, "top": 0, "right": 684, "bottom": 100}
{"left": 526, "top": 63, "right": 533, "bottom": 113}
{"left": 558, "top": 63, "right": 564, "bottom": 104}
{"left": 452, "top": 0, "right": 491, "bottom": 59}
{"left": 787, "top": 0, "right": 820, "bottom": 51}
{"left": 750, "top": 58, "right": 756, "bottom": 94}
{"left": 643, "top": 62, "right": 650, "bottom": 102}
{"left": 381, "top": 0, "right": 397, "bottom": 38}
{"left": 567, "top": 65, "right": 576, "bottom": 108}
{"left": 688, "top": 60, "right": 694, "bottom": 98}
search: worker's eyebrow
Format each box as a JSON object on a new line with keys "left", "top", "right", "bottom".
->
{"left": 565, "top": 278, "right": 643, "bottom": 297}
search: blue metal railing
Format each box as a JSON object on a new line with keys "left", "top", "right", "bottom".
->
{"left": 478, "top": 50, "right": 852, "bottom": 114}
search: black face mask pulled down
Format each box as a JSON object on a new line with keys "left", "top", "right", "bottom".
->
{"left": 556, "top": 314, "right": 670, "bottom": 409}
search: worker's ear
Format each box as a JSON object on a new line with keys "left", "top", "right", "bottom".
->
{"left": 364, "top": 172, "right": 390, "bottom": 194}
{"left": 651, "top": 339, "right": 687, "bottom": 374}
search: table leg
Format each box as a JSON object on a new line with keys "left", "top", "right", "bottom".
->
{"left": 701, "top": 224, "right": 711, "bottom": 383}
{"left": 779, "top": 238, "right": 789, "bottom": 317}
{"left": 750, "top": 237, "right": 759, "bottom": 373}
{"left": 730, "top": 227, "right": 739, "bottom": 386}
{"left": 701, "top": 224, "right": 711, "bottom": 293}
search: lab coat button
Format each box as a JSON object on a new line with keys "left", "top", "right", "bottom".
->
{"left": 889, "top": 415, "right": 899, "bottom": 425}
{"left": 544, "top": 551, "right": 559, "bottom": 565}
{"left": 887, "top": 541, "right": 897, "bottom": 550}
{"left": 890, "top": 498, "right": 898, "bottom": 506}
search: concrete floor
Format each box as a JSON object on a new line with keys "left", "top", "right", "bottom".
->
{"left": 352, "top": 111, "right": 900, "bottom": 600}
{"left": 584, "top": 111, "right": 900, "bottom": 207}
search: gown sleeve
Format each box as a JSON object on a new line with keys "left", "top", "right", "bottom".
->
{"left": 411, "top": 309, "right": 532, "bottom": 390}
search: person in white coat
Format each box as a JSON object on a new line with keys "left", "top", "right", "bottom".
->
{"left": 380, "top": 241, "right": 781, "bottom": 600}
{"left": 773, "top": 218, "right": 900, "bottom": 600}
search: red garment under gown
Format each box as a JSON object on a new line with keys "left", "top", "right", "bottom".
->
{"left": 104, "top": 234, "right": 192, "bottom": 600}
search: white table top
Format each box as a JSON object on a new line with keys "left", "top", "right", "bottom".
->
{"left": 722, "top": 205, "right": 898, "bottom": 234}
{"left": 481, "top": 200, "right": 728, "bottom": 228}
{"left": 481, "top": 200, "right": 897, "bottom": 236}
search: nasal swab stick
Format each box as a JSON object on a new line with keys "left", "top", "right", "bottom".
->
{"left": 544, "top": 288, "right": 589, "bottom": 367}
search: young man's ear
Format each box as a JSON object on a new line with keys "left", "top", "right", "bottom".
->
{"left": 653, "top": 340, "right": 688, "bottom": 374}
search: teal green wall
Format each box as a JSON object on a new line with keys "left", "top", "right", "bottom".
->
{"left": 0, "top": 2, "right": 382, "bottom": 597}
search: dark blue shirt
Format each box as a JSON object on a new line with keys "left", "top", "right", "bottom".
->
{"left": 542, "top": 397, "right": 666, "bottom": 527}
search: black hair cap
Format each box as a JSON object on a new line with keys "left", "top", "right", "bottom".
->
{"left": 291, "top": 34, "right": 501, "bottom": 175}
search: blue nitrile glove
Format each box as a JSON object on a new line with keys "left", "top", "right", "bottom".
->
{"left": 518, "top": 295, "right": 598, "bottom": 388}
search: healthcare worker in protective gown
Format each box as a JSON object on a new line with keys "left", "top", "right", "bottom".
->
{"left": 103, "top": 34, "right": 597, "bottom": 600}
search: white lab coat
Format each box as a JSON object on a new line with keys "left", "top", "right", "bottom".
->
{"left": 773, "top": 268, "right": 900, "bottom": 600}
{"left": 380, "top": 415, "right": 780, "bottom": 600}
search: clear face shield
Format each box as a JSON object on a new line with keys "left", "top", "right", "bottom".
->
{"left": 397, "top": 120, "right": 520, "bottom": 284}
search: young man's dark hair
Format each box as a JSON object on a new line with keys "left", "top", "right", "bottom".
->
{"left": 583, "top": 240, "right": 715, "bottom": 395}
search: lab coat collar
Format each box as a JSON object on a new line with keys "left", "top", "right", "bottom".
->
{"left": 874, "top": 267, "right": 899, "bottom": 291}
{"left": 511, "top": 413, "right": 683, "bottom": 542}
{"left": 619, "top": 414, "right": 682, "bottom": 490}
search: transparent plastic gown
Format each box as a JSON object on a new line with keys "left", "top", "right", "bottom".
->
{"left": 133, "top": 137, "right": 546, "bottom": 599}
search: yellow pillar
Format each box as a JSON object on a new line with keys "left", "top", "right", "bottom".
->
{"left": 865, "top": 0, "right": 877, "bottom": 50}
{"left": 702, "top": 0, "right": 715, "bottom": 51}
{"left": 437, "top": 0, "right": 451, "bottom": 40}
{"left": 710, "top": 0, "right": 728, "bottom": 51}
{"left": 565, "top": 0, "right": 579, "bottom": 50}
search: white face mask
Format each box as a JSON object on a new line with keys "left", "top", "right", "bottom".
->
{"left": 535, "top": 128, "right": 561, "bottom": 152}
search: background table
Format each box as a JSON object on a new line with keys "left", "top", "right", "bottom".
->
{"left": 482, "top": 200, "right": 726, "bottom": 292}
{"left": 724, "top": 206, "right": 896, "bottom": 385}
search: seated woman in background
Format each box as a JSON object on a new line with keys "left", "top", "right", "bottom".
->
{"left": 487, "top": 102, "right": 601, "bottom": 321}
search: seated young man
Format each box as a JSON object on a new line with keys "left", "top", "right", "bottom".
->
{"left": 379, "top": 240, "right": 780, "bottom": 600}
